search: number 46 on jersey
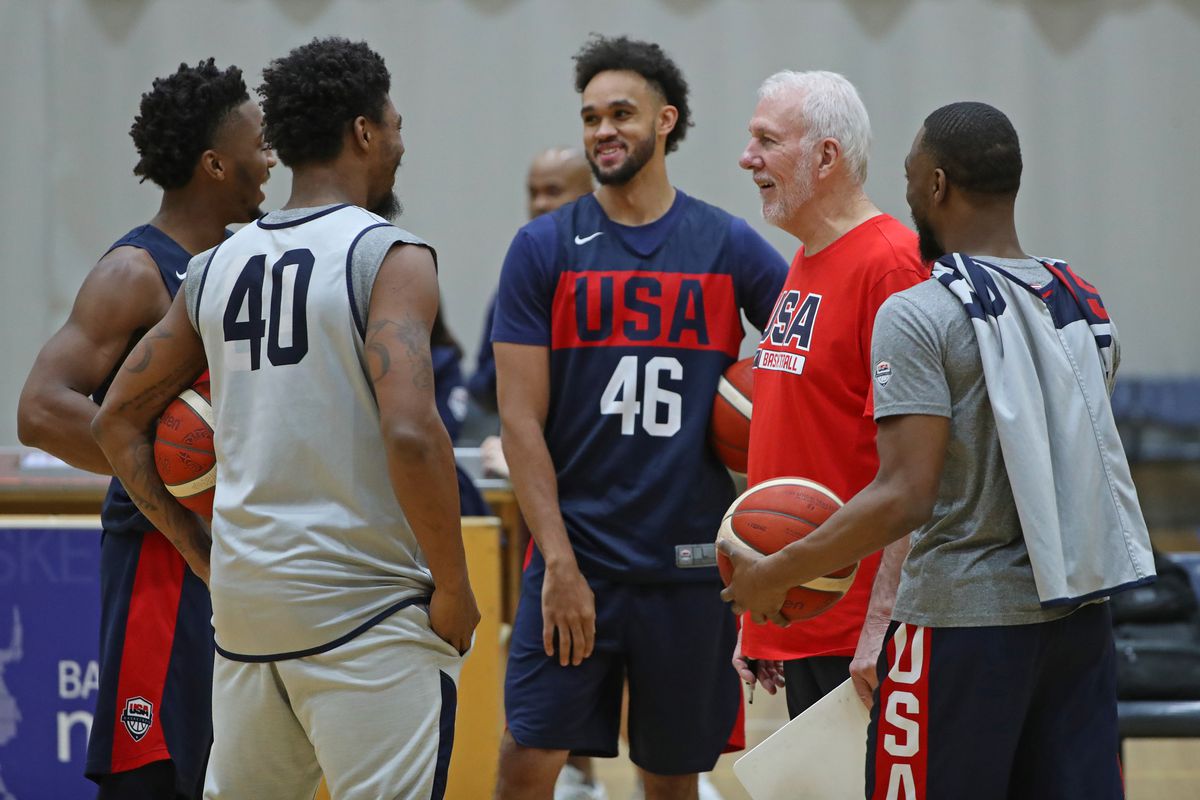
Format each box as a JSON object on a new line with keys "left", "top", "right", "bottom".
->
{"left": 600, "top": 355, "right": 682, "bottom": 438}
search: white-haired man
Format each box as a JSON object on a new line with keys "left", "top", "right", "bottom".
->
{"left": 733, "top": 70, "right": 927, "bottom": 716}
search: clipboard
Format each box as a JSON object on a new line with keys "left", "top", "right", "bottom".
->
{"left": 733, "top": 678, "right": 870, "bottom": 800}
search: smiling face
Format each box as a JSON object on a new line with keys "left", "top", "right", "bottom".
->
{"left": 212, "top": 99, "right": 275, "bottom": 221}
{"left": 580, "top": 69, "right": 671, "bottom": 186}
{"left": 739, "top": 93, "right": 818, "bottom": 228}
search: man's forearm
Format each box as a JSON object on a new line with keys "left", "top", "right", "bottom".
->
{"left": 18, "top": 389, "right": 114, "bottom": 474}
{"left": 384, "top": 420, "right": 472, "bottom": 590}
{"left": 868, "top": 534, "right": 910, "bottom": 621}
{"left": 502, "top": 418, "right": 576, "bottom": 569}
{"left": 760, "top": 480, "right": 923, "bottom": 594}
{"left": 94, "top": 416, "right": 210, "bottom": 579}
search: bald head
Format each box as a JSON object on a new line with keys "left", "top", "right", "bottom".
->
{"left": 527, "top": 147, "right": 593, "bottom": 218}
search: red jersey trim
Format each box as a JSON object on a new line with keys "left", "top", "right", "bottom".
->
{"left": 110, "top": 532, "right": 185, "bottom": 773}
{"left": 871, "top": 623, "right": 931, "bottom": 800}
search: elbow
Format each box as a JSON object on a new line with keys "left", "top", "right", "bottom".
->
{"left": 16, "top": 393, "right": 52, "bottom": 449}
{"left": 873, "top": 477, "right": 936, "bottom": 536}
{"left": 893, "top": 485, "right": 936, "bottom": 533}
{"left": 90, "top": 405, "right": 116, "bottom": 453}
{"left": 382, "top": 416, "right": 448, "bottom": 463}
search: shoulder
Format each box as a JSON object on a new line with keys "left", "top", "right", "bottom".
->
{"left": 882, "top": 280, "right": 959, "bottom": 324}
{"left": 349, "top": 218, "right": 436, "bottom": 274}
{"left": 675, "top": 190, "right": 728, "bottom": 219}
{"left": 679, "top": 193, "right": 780, "bottom": 256}
{"left": 853, "top": 215, "right": 927, "bottom": 281}
{"left": 506, "top": 212, "right": 561, "bottom": 267}
{"left": 863, "top": 214, "right": 919, "bottom": 257}
{"left": 64, "top": 235, "right": 170, "bottom": 328}
{"left": 91, "top": 241, "right": 167, "bottom": 298}
{"left": 380, "top": 238, "right": 437, "bottom": 272}
{"left": 519, "top": 210, "right": 561, "bottom": 242}
{"left": 675, "top": 192, "right": 743, "bottom": 237}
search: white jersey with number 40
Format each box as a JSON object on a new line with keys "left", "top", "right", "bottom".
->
{"left": 185, "top": 204, "right": 435, "bottom": 661}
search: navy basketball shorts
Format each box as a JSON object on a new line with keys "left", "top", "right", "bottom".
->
{"left": 865, "top": 602, "right": 1121, "bottom": 800}
{"left": 86, "top": 530, "right": 214, "bottom": 798}
{"left": 504, "top": 570, "right": 741, "bottom": 775}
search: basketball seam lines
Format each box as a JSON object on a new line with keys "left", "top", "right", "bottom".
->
{"left": 166, "top": 466, "right": 216, "bottom": 496}
{"left": 716, "top": 376, "right": 752, "bottom": 418}
{"left": 156, "top": 440, "right": 213, "bottom": 456}
{"left": 729, "top": 508, "right": 828, "bottom": 530}
{"left": 177, "top": 388, "right": 215, "bottom": 430}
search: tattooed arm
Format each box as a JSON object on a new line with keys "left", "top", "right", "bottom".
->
{"left": 18, "top": 247, "right": 171, "bottom": 473}
{"left": 92, "top": 291, "right": 211, "bottom": 582}
{"left": 366, "top": 243, "right": 478, "bottom": 654}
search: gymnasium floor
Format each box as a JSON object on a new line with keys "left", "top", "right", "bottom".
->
{"left": 589, "top": 685, "right": 1200, "bottom": 799}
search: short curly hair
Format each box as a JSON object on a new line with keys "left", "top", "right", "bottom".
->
{"left": 257, "top": 37, "right": 391, "bottom": 167}
{"left": 573, "top": 35, "right": 692, "bottom": 154}
{"left": 922, "top": 102, "right": 1022, "bottom": 195}
{"left": 130, "top": 59, "right": 248, "bottom": 190}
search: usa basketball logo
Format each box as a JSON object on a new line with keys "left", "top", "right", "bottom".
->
{"left": 121, "top": 696, "right": 154, "bottom": 742}
{"left": 874, "top": 361, "right": 893, "bottom": 387}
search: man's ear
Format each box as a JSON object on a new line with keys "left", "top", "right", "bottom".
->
{"left": 351, "top": 116, "right": 371, "bottom": 153}
{"left": 199, "top": 150, "right": 224, "bottom": 181}
{"left": 817, "top": 138, "right": 841, "bottom": 178}
{"left": 932, "top": 168, "right": 947, "bottom": 205}
{"left": 657, "top": 104, "right": 679, "bottom": 140}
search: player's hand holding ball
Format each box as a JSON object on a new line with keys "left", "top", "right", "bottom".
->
{"left": 717, "top": 535, "right": 790, "bottom": 627}
{"left": 542, "top": 560, "right": 596, "bottom": 667}
{"left": 429, "top": 582, "right": 481, "bottom": 656}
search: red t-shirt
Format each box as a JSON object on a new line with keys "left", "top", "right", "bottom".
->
{"left": 742, "top": 214, "right": 927, "bottom": 660}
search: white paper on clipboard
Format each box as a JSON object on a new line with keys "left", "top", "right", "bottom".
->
{"left": 733, "top": 678, "right": 870, "bottom": 800}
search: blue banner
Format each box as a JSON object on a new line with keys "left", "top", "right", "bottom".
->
{"left": 0, "top": 524, "right": 101, "bottom": 799}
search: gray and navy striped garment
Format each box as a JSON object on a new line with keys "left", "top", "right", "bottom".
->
{"left": 932, "top": 253, "right": 1154, "bottom": 606}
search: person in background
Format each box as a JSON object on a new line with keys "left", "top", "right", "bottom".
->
{"left": 472, "top": 148, "right": 594, "bottom": 482}
{"left": 433, "top": 307, "right": 492, "bottom": 516}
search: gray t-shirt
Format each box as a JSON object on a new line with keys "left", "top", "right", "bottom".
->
{"left": 871, "top": 256, "right": 1084, "bottom": 627}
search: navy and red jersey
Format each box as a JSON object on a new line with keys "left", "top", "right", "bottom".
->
{"left": 91, "top": 225, "right": 190, "bottom": 536}
{"left": 492, "top": 191, "right": 787, "bottom": 583}
{"left": 84, "top": 225, "right": 214, "bottom": 794}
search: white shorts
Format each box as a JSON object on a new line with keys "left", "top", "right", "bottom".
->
{"left": 203, "top": 605, "right": 462, "bottom": 800}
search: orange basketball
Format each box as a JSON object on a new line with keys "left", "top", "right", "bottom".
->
{"left": 716, "top": 477, "right": 857, "bottom": 622}
{"left": 154, "top": 379, "right": 215, "bottom": 519}
{"left": 710, "top": 357, "right": 754, "bottom": 473}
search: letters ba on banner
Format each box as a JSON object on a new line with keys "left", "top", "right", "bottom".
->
{"left": 0, "top": 522, "right": 102, "bottom": 799}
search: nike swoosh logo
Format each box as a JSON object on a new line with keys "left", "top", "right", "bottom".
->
{"left": 574, "top": 232, "right": 603, "bottom": 245}
{"left": 175, "top": 271, "right": 187, "bottom": 280}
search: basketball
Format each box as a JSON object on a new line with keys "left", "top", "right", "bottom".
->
{"left": 717, "top": 477, "right": 857, "bottom": 621}
{"left": 154, "top": 379, "right": 215, "bottom": 519}
{"left": 710, "top": 357, "right": 754, "bottom": 473}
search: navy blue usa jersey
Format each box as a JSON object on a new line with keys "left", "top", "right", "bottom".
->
{"left": 92, "top": 225, "right": 190, "bottom": 536}
{"left": 492, "top": 191, "right": 787, "bottom": 582}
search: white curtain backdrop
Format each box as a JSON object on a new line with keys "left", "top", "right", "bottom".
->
{"left": 2, "top": 0, "right": 1198, "bottom": 445}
